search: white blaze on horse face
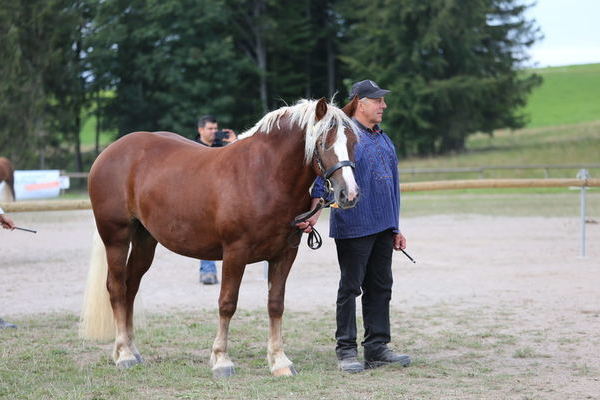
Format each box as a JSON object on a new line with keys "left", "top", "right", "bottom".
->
{"left": 333, "top": 130, "right": 359, "bottom": 202}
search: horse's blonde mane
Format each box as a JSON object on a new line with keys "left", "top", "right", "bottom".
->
{"left": 238, "top": 99, "right": 359, "bottom": 163}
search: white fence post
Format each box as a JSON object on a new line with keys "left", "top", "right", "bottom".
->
{"left": 576, "top": 169, "right": 590, "bottom": 258}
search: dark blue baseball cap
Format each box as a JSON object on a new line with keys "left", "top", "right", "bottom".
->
{"left": 348, "top": 79, "right": 391, "bottom": 99}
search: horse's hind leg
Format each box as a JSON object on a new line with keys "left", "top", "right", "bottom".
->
{"left": 105, "top": 221, "right": 157, "bottom": 368}
{"left": 267, "top": 249, "right": 299, "bottom": 377}
{"left": 121, "top": 222, "right": 157, "bottom": 366}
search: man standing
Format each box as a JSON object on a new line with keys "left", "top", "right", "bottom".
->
{"left": 0, "top": 206, "right": 18, "bottom": 329}
{"left": 298, "top": 80, "right": 411, "bottom": 373}
{"left": 195, "top": 115, "right": 236, "bottom": 285}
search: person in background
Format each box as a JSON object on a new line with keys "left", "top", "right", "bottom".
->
{"left": 195, "top": 115, "right": 237, "bottom": 285}
{"left": 0, "top": 206, "right": 18, "bottom": 329}
{"left": 297, "top": 80, "right": 411, "bottom": 373}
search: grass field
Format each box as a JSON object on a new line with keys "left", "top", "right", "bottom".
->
{"left": 399, "top": 120, "right": 600, "bottom": 182}
{"left": 402, "top": 190, "right": 600, "bottom": 218}
{"left": 523, "top": 63, "right": 600, "bottom": 128}
{"left": 80, "top": 115, "right": 116, "bottom": 150}
{"left": 2, "top": 306, "right": 592, "bottom": 400}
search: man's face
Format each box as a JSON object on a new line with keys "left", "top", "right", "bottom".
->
{"left": 198, "top": 122, "right": 218, "bottom": 142}
{"left": 359, "top": 97, "right": 387, "bottom": 125}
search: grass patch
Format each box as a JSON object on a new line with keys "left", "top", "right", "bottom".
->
{"left": 523, "top": 63, "right": 600, "bottom": 128}
{"left": 512, "top": 347, "right": 550, "bottom": 359}
{"left": 400, "top": 120, "right": 600, "bottom": 182}
{"left": 0, "top": 306, "right": 580, "bottom": 400}
{"left": 402, "top": 190, "right": 600, "bottom": 218}
{"left": 80, "top": 115, "right": 116, "bottom": 149}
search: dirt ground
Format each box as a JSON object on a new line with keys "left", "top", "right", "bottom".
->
{"left": 1, "top": 209, "right": 600, "bottom": 398}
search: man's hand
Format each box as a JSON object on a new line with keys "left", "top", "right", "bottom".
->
{"left": 295, "top": 198, "right": 323, "bottom": 233}
{"left": 222, "top": 129, "right": 237, "bottom": 144}
{"left": 393, "top": 232, "right": 406, "bottom": 251}
{"left": 295, "top": 213, "right": 320, "bottom": 233}
{"left": 0, "top": 214, "right": 16, "bottom": 230}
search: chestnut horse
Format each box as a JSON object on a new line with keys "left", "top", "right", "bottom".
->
{"left": 80, "top": 98, "right": 359, "bottom": 377}
{"left": 0, "top": 157, "right": 16, "bottom": 202}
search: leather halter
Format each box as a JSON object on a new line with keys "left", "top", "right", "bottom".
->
{"left": 324, "top": 160, "right": 356, "bottom": 180}
{"left": 312, "top": 138, "right": 356, "bottom": 194}
{"left": 290, "top": 145, "right": 355, "bottom": 250}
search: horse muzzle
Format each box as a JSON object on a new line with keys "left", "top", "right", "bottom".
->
{"left": 335, "top": 187, "right": 360, "bottom": 209}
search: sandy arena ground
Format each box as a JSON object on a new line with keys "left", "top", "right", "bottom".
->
{"left": 1, "top": 209, "right": 599, "bottom": 398}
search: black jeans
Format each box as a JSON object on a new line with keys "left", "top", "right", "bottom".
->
{"left": 334, "top": 230, "right": 394, "bottom": 360}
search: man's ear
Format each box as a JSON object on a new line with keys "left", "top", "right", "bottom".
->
{"left": 315, "top": 97, "right": 328, "bottom": 121}
{"left": 342, "top": 96, "right": 358, "bottom": 117}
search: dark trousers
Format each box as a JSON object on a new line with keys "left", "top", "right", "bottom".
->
{"left": 334, "top": 230, "right": 394, "bottom": 359}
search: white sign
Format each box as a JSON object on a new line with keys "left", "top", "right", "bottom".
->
{"left": 60, "top": 175, "right": 70, "bottom": 190}
{"left": 14, "top": 170, "right": 61, "bottom": 200}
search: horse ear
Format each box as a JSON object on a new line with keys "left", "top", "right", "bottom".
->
{"left": 341, "top": 96, "right": 358, "bottom": 117}
{"left": 315, "top": 97, "right": 328, "bottom": 121}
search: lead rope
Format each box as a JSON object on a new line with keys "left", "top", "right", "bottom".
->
{"left": 288, "top": 197, "right": 334, "bottom": 250}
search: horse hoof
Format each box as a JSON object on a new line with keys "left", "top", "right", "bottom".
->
{"left": 116, "top": 358, "right": 141, "bottom": 369}
{"left": 134, "top": 353, "right": 144, "bottom": 363}
{"left": 272, "top": 364, "right": 298, "bottom": 377}
{"left": 213, "top": 366, "right": 235, "bottom": 378}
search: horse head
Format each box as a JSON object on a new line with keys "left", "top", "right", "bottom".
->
{"left": 310, "top": 98, "right": 359, "bottom": 209}
{"left": 239, "top": 97, "right": 360, "bottom": 209}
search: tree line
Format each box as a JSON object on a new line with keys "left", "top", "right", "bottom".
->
{"left": 0, "top": 0, "right": 541, "bottom": 171}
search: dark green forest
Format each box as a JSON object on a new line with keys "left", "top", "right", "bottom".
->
{"left": 0, "top": 0, "right": 541, "bottom": 171}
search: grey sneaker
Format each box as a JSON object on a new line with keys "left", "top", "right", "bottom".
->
{"left": 200, "top": 273, "right": 219, "bottom": 285}
{"left": 338, "top": 357, "right": 364, "bottom": 373}
{"left": 0, "top": 318, "right": 17, "bottom": 329}
{"left": 364, "top": 347, "right": 411, "bottom": 369}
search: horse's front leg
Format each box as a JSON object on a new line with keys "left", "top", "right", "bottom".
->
{"left": 267, "top": 249, "right": 299, "bottom": 377}
{"left": 210, "top": 251, "right": 247, "bottom": 378}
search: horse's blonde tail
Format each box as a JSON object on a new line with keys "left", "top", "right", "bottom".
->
{"left": 0, "top": 181, "right": 14, "bottom": 202}
{"left": 79, "top": 229, "right": 115, "bottom": 341}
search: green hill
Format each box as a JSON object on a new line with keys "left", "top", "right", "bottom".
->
{"left": 523, "top": 63, "right": 600, "bottom": 128}
{"left": 399, "top": 63, "right": 600, "bottom": 180}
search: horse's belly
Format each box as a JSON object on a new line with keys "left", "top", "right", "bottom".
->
{"left": 144, "top": 220, "right": 225, "bottom": 261}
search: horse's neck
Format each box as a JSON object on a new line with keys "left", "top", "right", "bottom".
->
{"left": 253, "top": 131, "right": 316, "bottom": 196}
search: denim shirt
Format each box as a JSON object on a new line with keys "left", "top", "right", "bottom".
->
{"left": 311, "top": 119, "right": 400, "bottom": 239}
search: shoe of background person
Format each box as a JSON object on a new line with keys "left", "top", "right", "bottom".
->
{"left": 200, "top": 273, "right": 219, "bottom": 285}
{"left": 338, "top": 356, "right": 364, "bottom": 373}
{"left": 364, "top": 347, "right": 411, "bottom": 369}
{"left": 0, "top": 318, "right": 17, "bottom": 329}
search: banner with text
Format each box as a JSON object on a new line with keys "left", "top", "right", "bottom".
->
{"left": 14, "top": 170, "right": 62, "bottom": 200}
